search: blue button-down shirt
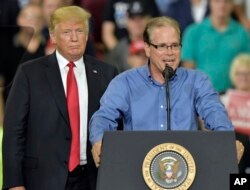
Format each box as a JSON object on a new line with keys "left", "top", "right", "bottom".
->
{"left": 89, "top": 64, "right": 233, "bottom": 144}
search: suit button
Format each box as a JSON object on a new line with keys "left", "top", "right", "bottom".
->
{"left": 66, "top": 136, "right": 71, "bottom": 141}
{"left": 64, "top": 161, "right": 68, "bottom": 166}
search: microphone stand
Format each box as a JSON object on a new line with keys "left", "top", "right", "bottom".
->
{"left": 163, "top": 65, "right": 174, "bottom": 131}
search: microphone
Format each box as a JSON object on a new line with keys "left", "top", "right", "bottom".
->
{"left": 162, "top": 65, "right": 174, "bottom": 130}
{"left": 162, "top": 65, "right": 174, "bottom": 80}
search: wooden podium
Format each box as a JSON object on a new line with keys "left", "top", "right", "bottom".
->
{"left": 96, "top": 131, "right": 238, "bottom": 190}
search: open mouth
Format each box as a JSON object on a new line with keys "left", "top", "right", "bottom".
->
{"left": 163, "top": 59, "right": 175, "bottom": 66}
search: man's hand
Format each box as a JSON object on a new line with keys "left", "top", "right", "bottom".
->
{"left": 10, "top": 186, "right": 26, "bottom": 190}
{"left": 92, "top": 141, "right": 102, "bottom": 167}
{"left": 236, "top": 140, "right": 244, "bottom": 164}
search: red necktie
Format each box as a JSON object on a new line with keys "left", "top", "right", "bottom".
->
{"left": 67, "top": 62, "right": 80, "bottom": 171}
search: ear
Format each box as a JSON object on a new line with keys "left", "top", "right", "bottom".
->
{"left": 144, "top": 42, "right": 150, "bottom": 58}
{"left": 49, "top": 32, "right": 56, "bottom": 44}
{"left": 85, "top": 34, "right": 89, "bottom": 42}
{"left": 17, "top": 14, "right": 23, "bottom": 26}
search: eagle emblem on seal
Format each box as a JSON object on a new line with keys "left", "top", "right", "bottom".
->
{"left": 158, "top": 156, "right": 182, "bottom": 183}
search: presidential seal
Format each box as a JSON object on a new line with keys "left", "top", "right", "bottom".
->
{"left": 142, "top": 143, "right": 196, "bottom": 190}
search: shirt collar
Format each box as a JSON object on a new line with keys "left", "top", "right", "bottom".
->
{"left": 56, "top": 50, "right": 84, "bottom": 72}
{"left": 138, "top": 62, "right": 152, "bottom": 82}
{"left": 204, "top": 17, "right": 235, "bottom": 33}
{"left": 138, "top": 61, "right": 179, "bottom": 85}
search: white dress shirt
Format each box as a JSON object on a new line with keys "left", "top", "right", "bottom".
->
{"left": 56, "top": 51, "right": 88, "bottom": 165}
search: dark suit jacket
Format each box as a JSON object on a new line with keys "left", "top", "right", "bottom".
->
{"left": 2, "top": 53, "right": 118, "bottom": 190}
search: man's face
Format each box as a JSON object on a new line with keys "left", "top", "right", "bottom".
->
{"left": 50, "top": 20, "right": 88, "bottom": 61}
{"left": 144, "top": 26, "right": 181, "bottom": 76}
{"left": 210, "top": 0, "right": 233, "bottom": 20}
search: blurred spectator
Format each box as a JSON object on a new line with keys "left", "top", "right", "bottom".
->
{"left": 181, "top": 0, "right": 250, "bottom": 93}
{"left": 41, "top": 0, "right": 63, "bottom": 55}
{"left": 41, "top": 0, "right": 63, "bottom": 41}
{"left": 79, "top": 0, "right": 108, "bottom": 59}
{"left": 80, "top": 0, "right": 107, "bottom": 49}
{"left": 191, "top": 0, "right": 210, "bottom": 23}
{"left": 155, "top": 0, "right": 209, "bottom": 33}
{"left": 233, "top": 0, "right": 250, "bottom": 31}
{"left": 101, "top": 0, "right": 159, "bottom": 51}
{"left": 1, "top": 3, "right": 46, "bottom": 102}
{"left": 104, "top": 1, "right": 149, "bottom": 72}
{"left": 15, "top": 3, "right": 46, "bottom": 59}
{"left": 221, "top": 54, "right": 250, "bottom": 133}
{"left": 221, "top": 53, "right": 250, "bottom": 173}
{"left": 127, "top": 40, "right": 146, "bottom": 68}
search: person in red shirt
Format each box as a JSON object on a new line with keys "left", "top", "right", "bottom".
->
{"left": 221, "top": 53, "right": 250, "bottom": 173}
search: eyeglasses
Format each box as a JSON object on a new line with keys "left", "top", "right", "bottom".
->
{"left": 148, "top": 42, "right": 182, "bottom": 52}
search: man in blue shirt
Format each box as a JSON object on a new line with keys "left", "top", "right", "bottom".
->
{"left": 89, "top": 16, "right": 234, "bottom": 167}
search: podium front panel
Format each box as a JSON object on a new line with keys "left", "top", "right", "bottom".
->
{"left": 96, "top": 131, "right": 238, "bottom": 190}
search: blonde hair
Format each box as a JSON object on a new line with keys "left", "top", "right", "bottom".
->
{"left": 49, "top": 6, "right": 91, "bottom": 33}
{"left": 143, "top": 16, "right": 181, "bottom": 43}
{"left": 230, "top": 53, "right": 250, "bottom": 83}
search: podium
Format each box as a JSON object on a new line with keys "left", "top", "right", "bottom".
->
{"left": 96, "top": 131, "right": 238, "bottom": 190}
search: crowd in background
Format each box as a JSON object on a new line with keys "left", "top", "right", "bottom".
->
{"left": 0, "top": 0, "right": 250, "bottom": 185}
{"left": 1, "top": 0, "right": 250, "bottom": 93}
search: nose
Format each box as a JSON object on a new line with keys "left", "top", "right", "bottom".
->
{"left": 70, "top": 31, "right": 78, "bottom": 41}
{"left": 165, "top": 47, "right": 174, "bottom": 55}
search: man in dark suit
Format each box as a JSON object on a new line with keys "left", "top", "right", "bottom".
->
{"left": 2, "top": 6, "right": 117, "bottom": 190}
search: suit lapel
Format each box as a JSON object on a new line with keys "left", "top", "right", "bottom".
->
{"left": 84, "top": 56, "right": 103, "bottom": 121}
{"left": 44, "top": 53, "right": 69, "bottom": 125}
{"left": 43, "top": 54, "right": 105, "bottom": 126}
